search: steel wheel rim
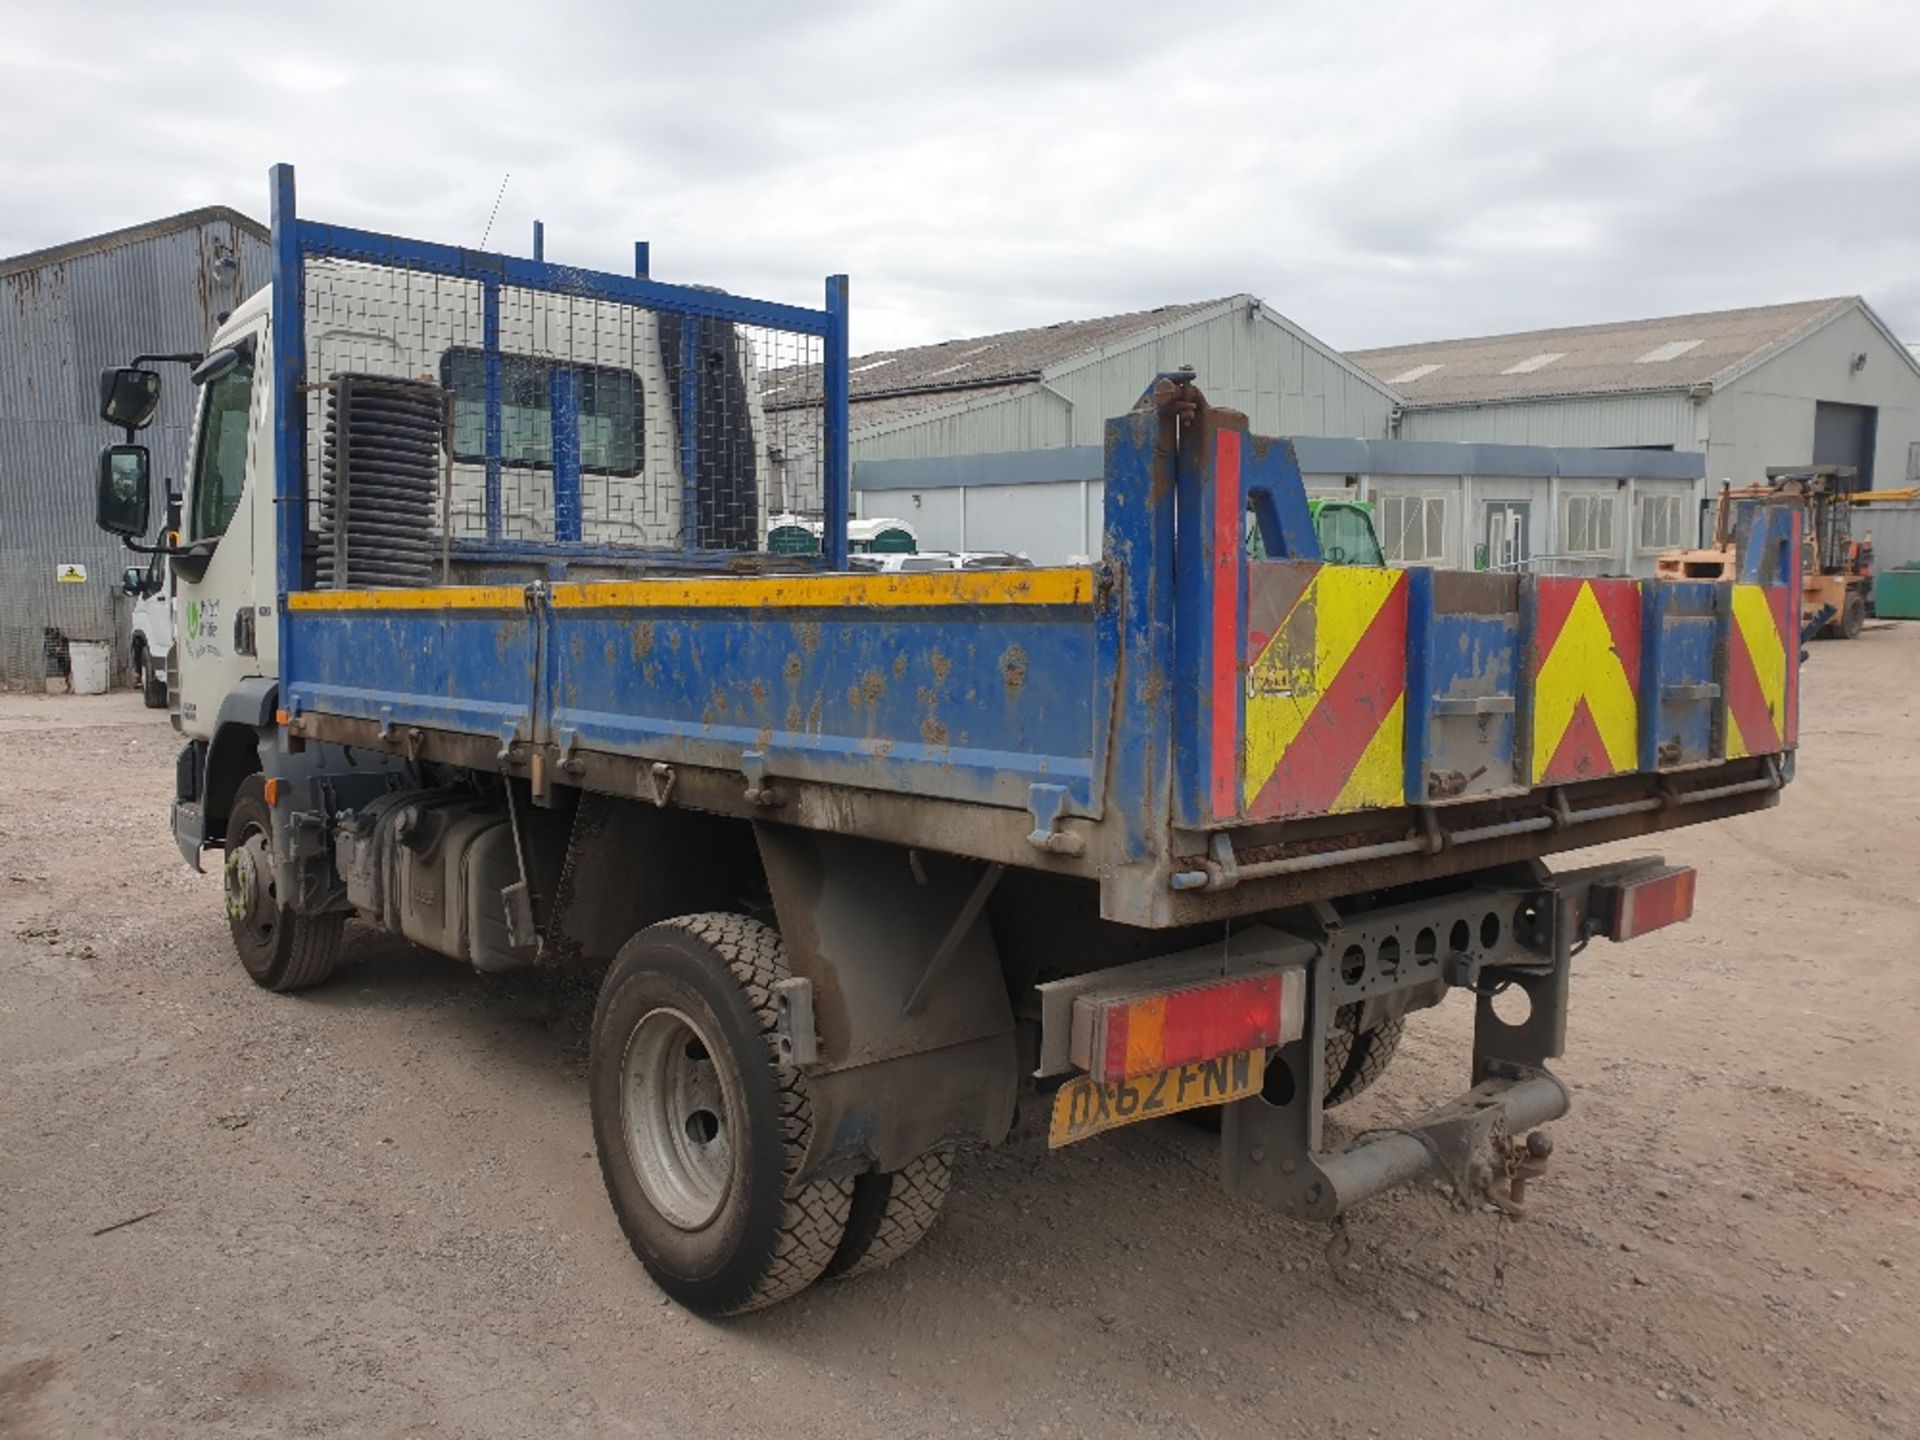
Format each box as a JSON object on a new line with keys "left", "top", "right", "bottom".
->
{"left": 225, "top": 824, "right": 276, "bottom": 947}
{"left": 620, "top": 1007, "right": 735, "bottom": 1230}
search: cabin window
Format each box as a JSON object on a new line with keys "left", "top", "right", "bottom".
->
{"left": 1637, "top": 492, "right": 1688, "bottom": 551}
{"left": 440, "top": 350, "right": 643, "bottom": 477}
{"left": 1562, "top": 492, "right": 1617, "bottom": 556}
{"left": 1378, "top": 492, "right": 1448, "bottom": 565}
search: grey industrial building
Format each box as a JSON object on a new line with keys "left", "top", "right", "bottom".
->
{"left": 1351, "top": 296, "right": 1920, "bottom": 506}
{"left": 840, "top": 296, "right": 1710, "bottom": 573}
{"left": 0, "top": 207, "right": 269, "bottom": 687}
{"left": 846, "top": 293, "right": 1920, "bottom": 576}
{"left": 838, "top": 296, "right": 1401, "bottom": 560}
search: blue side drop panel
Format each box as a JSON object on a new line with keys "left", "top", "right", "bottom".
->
{"left": 1640, "top": 580, "right": 1725, "bottom": 770}
{"left": 542, "top": 599, "right": 1098, "bottom": 811}
{"left": 1404, "top": 569, "right": 1524, "bottom": 805}
{"left": 286, "top": 604, "right": 538, "bottom": 747}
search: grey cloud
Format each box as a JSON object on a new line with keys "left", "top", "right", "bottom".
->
{"left": 1, "top": 0, "right": 1915, "bottom": 357}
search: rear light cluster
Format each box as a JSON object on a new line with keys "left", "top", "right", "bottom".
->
{"left": 1070, "top": 971, "right": 1297, "bottom": 1082}
{"left": 1597, "top": 865, "right": 1697, "bottom": 942}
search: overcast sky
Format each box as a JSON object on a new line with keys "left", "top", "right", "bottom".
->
{"left": 3, "top": 1, "right": 1916, "bottom": 356}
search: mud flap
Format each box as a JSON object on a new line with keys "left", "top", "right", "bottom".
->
{"left": 755, "top": 825, "right": 1018, "bottom": 1181}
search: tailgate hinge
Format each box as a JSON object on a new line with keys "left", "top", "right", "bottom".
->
{"left": 1025, "top": 783, "right": 1084, "bottom": 856}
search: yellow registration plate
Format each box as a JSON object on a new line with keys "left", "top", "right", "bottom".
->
{"left": 1048, "top": 1049, "right": 1265, "bottom": 1148}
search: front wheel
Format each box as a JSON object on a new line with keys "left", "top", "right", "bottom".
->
{"left": 140, "top": 651, "right": 168, "bottom": 708}
{"left": 223, "top": 775, "right": 342, "bottom": 992}
{"left": 589, "top": 914, "right": 852, "bottom": 1315}
{"left": 1838, "top": 591, "right": 1866, "bottom": 640}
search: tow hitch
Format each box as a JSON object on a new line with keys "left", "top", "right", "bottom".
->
{"left": 1228, "top": 1068, "right": 1569, "bottom": 1222}
{"left": 1220, "top": 857, "right": 1679, "bottom": 1221}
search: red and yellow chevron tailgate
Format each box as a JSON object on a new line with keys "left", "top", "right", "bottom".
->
{"left": 1531, "top": 578, "right": 1641, "bottom": 784}
{"left": 1725, "top": 582, "right": 1794, "bottom": 756}
{"left": 1243, "top": 564, "right": 1408, "bottom": 819}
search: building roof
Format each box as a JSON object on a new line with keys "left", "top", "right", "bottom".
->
{"left": 760, "top": 298, "right": 1238, "bottom": 431}
{"left": 1348, "top": 297, "right": 1887, "bottom": 408}
{"left": 0, "top": 205, "right": 267, "bottom": 279}
{"left": 768, "top": 292, "right": 1396, "bottom": 438}
{"left": 838, "top": 298, "right": 1229, "bottom": 407}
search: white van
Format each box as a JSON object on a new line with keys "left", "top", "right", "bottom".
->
{"left": 122, "top": 550, "right": 172, "bottom": 707}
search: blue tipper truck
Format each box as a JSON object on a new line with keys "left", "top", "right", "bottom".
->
{"left": 89, "top": 166, "right": 1803, "bottom": 1315}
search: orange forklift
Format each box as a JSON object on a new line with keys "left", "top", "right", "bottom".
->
{"left": 1656, "top": 465, "right": 1873, "bottom": 639}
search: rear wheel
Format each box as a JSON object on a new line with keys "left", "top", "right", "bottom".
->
{"left": 826, "top": 1147, "right": 954, "bottom": 1281}
{"left": 589, "top": 914, "right": 852, "bottom": 1315}
{"left": 223, "top": 775, "right": 343, "bottom": 992}
{"left": 1839, "top": 591, "right": 1866, "bottom": 640}
{"left": 1184, "top": 1006, "right": 1408, "bottom": 1132}
{"left": 1323, "top": 1007, "right": 1406, "bottom": 1107}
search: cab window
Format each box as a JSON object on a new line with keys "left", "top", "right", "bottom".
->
{"left": 1315, "top": 505, "right": 1385, "bottom": 566}
{"left": 190, "top": 349, "right": 258, "bottom": 540}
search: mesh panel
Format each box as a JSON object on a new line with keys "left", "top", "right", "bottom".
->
{"left": 299, "top": 258, "right": 824, "bottom": 571}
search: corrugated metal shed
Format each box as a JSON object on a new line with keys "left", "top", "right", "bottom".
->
{"left": 1349, "top": 297, "right": 1860, "bottom": 407}
{"left": 0, "top": 206, "right": 268, "bottom": 686}
{"left": 1360, "top": 297, "right": 1920, "bottom": 501}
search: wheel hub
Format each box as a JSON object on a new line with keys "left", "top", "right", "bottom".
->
{"left": 620, "top": 1008, "right": 735, "bottom": 1230}
{"left": 224, "top": 835, "right": 274, "bottom": 930}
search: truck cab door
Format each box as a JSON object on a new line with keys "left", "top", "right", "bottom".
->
{"left": 174, "top": 329, "right": 269, "bottom": 739}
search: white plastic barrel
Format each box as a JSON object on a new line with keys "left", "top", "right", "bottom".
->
{"left": 68, "top": 640, "right": 112, "bottom": 696}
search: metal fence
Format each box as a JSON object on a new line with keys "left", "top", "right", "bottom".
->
{"left": 274, "top": 167, "right": 849, "bottom": 600}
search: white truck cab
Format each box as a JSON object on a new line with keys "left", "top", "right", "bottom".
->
{"left": 166, "top": 295, "right": 277, "bottom": 742}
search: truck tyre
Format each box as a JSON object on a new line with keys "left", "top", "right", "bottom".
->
{"left": 589, "top": 914, "right": 853, "bottom": 1316}
{"left": 825, "top": 1147, "right": 954, "bottom": 1281}
{"left": 223, "top": 775, "right": 343, "bottom": 992}
{"left": 1323, "top": 1007, "right": 1406, "bottom": 1107}
{"left": 1839, "top": 591, "right": 1866, "bottom": 640}
{"left": 1184, "top": 1005, "right": 1407, "bottom": 1131}
{"left": 141, "top": 652, "right": 168, "bottom": 708}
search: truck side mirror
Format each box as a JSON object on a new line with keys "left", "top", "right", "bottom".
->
{"left": 99, "top": 367, "right": 163, "bottom": 430}
{"left": 121, "top": 565, "right": 147, "bottom": 596}
{"left": 96, "top": 444, "right": 153, "bottom": 538}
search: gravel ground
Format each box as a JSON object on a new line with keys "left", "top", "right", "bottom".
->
{"left": 2, "top": 628, "right": 1916, "bottom": 1439}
